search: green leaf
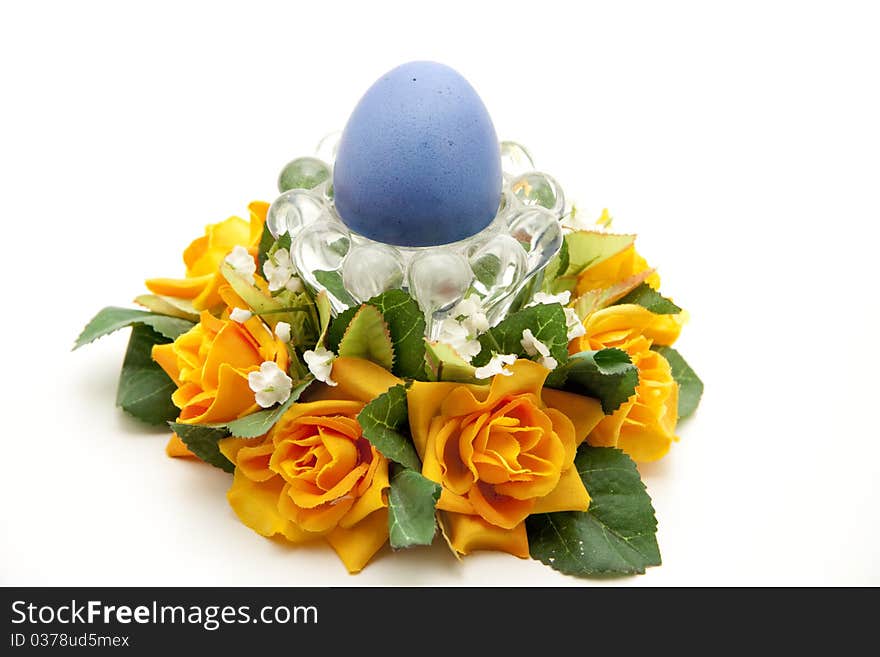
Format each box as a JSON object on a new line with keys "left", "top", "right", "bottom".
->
{"left": 526, "top": 446, "right": 660, "bottom": 577}
{"left": 652, "top": 346, "right": 703, "bottom": 419}
{"left": 571, "top": 269, "right": 656, "bottom": 320}
{"left": 545, "top": 231, "right": 636, "bottom": 294}
{"left": 314, "top": 270, "right": 357, "bottom": 307}
{"left": 388, "top": 466, "right": 441, "bottom": 549}
{"left": 616, "top": 283, "right": 681, "bottom": 314}
{"left": 257, "top": 221, "right": 275, "bottom": 273}
{"left": 547, "top": 348, "right": 638, "bottom": 414}
{"left": 541, "top": 236, "right": 570, "bottom": 292}
{"left": 337, "top": 305, "right": 395, "bottom": 371}
{"left": 315, "top": 290, "right": 333, "bottom": 345}
{"left": 133, "top": 294, "right": 200, "bottom": 322}
{"left": 364, "top": 290, "right": 426, "bottom": 379}
{"left": 326, "top": 304, "right": 358, "bottom": 353}
{"left": 220, "top": 263, "right": 284, "bottom": 316}
{"left": 75, "top": 306, "right": 194, "bottom": 349}
{"left": 225, "top": 377, "right": 314, "bottom": 438}
{"left": 357, "top": 384, "right": 421, "bottom": 471}
{"left": 169, "top": 422, "right": 234, "bottom": 473}
{"left": 424, "top": 341, "right": 478, "bottom": 382}
{"left": 116, "top": 324, "right": 179, "bottom": 425}
{"left": 473, "top": 303, "right": 568, "bottom": 368}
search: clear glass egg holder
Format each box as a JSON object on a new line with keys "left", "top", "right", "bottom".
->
{"left": 267, "top": 139, "right": 568, "bottom": 340}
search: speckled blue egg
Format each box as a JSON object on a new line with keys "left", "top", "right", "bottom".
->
{"left": 333, "top": 61, "right": 502, "bottom": 247}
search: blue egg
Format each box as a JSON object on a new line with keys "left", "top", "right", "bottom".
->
{"left": 333, "top": 61, "right": 502, "bottom": 247}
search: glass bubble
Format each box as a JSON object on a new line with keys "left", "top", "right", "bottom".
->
{"left": 342, "top": 244, "right": 405, "bottom": 303}
{"left": 508, "top": 207, "right": 563, "bottom": 276}
{"left": 407, "top": 250, "right": 473, "bottom": 337}
{"left": 511, "top": 171, "right": 566, "bottom": 218}
{"left": 291, "top": 221, "right": 352, "bottom": 312}
{"left": 278, "top": 156, "right": 331, "bottom": 193}
{"left": 267, "top": 189, "right": 328, "bottom": 239}
{"left": 315, "top": 131, "right": 342, "bottom": 165}
{"left": 468, "top": 233, "right": 527, "bottom": 310}
{"left": 500, "top": 141, "right": 535, "bottom": 177}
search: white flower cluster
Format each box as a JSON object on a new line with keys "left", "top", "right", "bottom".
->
{"left": 263, "top": 248, "right": 304, "bottom": 293}
{"left": 248, "top": 361, "right": 293, "bottom": 408}
{"left": 224, "top": 246, "right": 257, "bottom": 285}
{"left": 435, "top": 296, "right": 489, "bottom": 362}
{"left": 303, "top": 345, "right": 337, "bottom": 386}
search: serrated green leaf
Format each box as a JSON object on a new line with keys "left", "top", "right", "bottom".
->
{"left": 526, "top": 446, "right": 660, "bottom": 577}
{"left": 424, "top": 341, "right": 478, "bottom": 382}
{"left": 616, "top": 283, "right": 681, "bottom": 314}
{"left": 652, "top": 346, "right": 703, "bottom": 419}
{"left": 541, "top": 237, "right": 570, "bottom": 293}
{"left": 314, "top": 269, "right": 357, "bottom": 308}
{"left": 169, "top": 422, "right": 233, "bottom": 473}
{"left": 473, "top": 303, "right": 568, "bottom": 368}
{"left": 337, "top": 305, "right": 394, "bottom": 370}
{"left": 546, "top": 231, "right": 636, "bottom": 294}
{"left": 357, "top": 384, "right": 421, "bottom": 471}
{"left": 326, "top": 304, "right": 358, "bottom": 352}
{"left": 115, "top": 324, "right": 179, "bottom": 425}
{"left": 225, "top": 377, "right": 314, "bottom": 438}
{"left": 388, "top": 466, "right": 441, "bottom": 549}
{"left": 546, "top": 348, "right": 638, "bottom": 414}
{"left": 75, "top": 307, "right": 194, "bottom": 349}
{"left": 572, "top": 269, "right": 656, "bottom": 320}
{"left": 315, "top": 291, "right": 333, "bottom": 345}
{"left": 257, "top": 221, "right": 275, "bottom": 273}
{"left": 364, "top": 290, "right": 426, "bottom": 379}
{"left": 133, "top": 294, "right": 200, "bottom": 322}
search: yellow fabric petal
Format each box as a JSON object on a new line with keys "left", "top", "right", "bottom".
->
{"left": 442, "top": 512, "right": 529, "bottom": 558}
{"left": 151, "top": 343, "right": 181, "bottom": 385}
{"left": 226, "top": 470, "right": 313, "bottom": 544}
{"left": 145, "top": 274, "right": 214, "bottom": 300}
{"left": 319, "top": 357, "right": 403, "bottom": 403}
{"left": 407, "top": 381, "right": 461, "bottom": 459}
{"left": 541, "top": 388, "right": 604, "bottom": 446}
{"left": 183, "top": 363, "right": 258, "bottom": 424}
{"left": 339, "top": 455, "right": 389, "bottom": 529}
{"left": 247, "top": 201, "right": 270, "bottom": 246}
{"left": 531, "top": 466, "right": 591, "bottom": 514}
{"left": 325, "top": 509, "right": 389, "bottom": 573}
{"left": 436, "top": 487, "right": 475, "bottom": 515}
{"left": 644, "top": 312, "right": 686, "bottom": 346}
{"left": 218, "top": 436, "right": 265, "bottom": 465}
{"left": 165, "top": 433, "right": 196, "bottom": 459}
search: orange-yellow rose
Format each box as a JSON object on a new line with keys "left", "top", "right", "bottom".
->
{"left": 576, "top": 245, "right": 661, "bottom": 297}
{"left": 152, "top": 294, "right": 288, "bottom": 426}
{"left": 218, "top": 358, "right": 401, "bottom": 573}
{"left": 571, "top": 304, "right": 681, "bottom": 461}
{"left": 407, "top": 360, "right": 604, "bottom": 557}
{"left": 146, "top": 201, "right": 268, "bottom": 311}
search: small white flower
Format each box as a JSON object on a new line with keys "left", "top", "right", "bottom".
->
{"left": 565, "top": 307, "right": 586, "bottom": 340}
{"left": 225, "top": 245, "right": 256, "bottom": 285}
{"left": 520, "top": 328, "right": 558, "bottom": 371}
{"left": 248, "top": 361, "right": 293, "bottom": 408}
{"left": 285, "top": 276, "right": 304, "bottom": 293}
{"left": 436, "top": 318, "right": 482, "bottom": 361}
{"left": 303, "top": 345, "right": 337, "bottom": 386}
{"left": 263, "top": 247, "right": 298, "bottom": 292}
{"left": 274, "top": 321, "right": 291, "bottom": 343}
{"left": 474, "top": 353, "right": 517, "bottom": 380}
{"left": 528, "top": 291, "right": 571, "bottom": 307}
{"left": 229, "top": 307, "right": 253, "bottom": 323}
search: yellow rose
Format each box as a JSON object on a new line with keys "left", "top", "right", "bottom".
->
{"left": 576, "top": 245, "right": 661, "bottom": 297}
{"left": 571, "top": 304, "right": 680, "bottom": 461}
{"left": 152, "top": 294, "right": 289, "bottom": 426}
{"left": 218, "top": 358, "right": 401, "bottom": 573}
{"left": 407, "top": 360, "right": 604, "bottom": 557}
{"left": 146, "top": 201, "right": 268, "bottom": 311}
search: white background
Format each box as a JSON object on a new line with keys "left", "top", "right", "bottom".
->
{"left": 2, "top": 0, "right": 878, "bottom": 586}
